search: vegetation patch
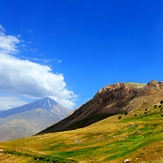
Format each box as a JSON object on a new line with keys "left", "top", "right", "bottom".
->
{"left": 57, "top": 146, "right": 100, "bottom": 158}
{"left": 4, "top": 150, "right": 77, "bottom": 163}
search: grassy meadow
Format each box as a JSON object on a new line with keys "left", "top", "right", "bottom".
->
{"left": 0, "top": 104, "right": 163, "bottom": 163}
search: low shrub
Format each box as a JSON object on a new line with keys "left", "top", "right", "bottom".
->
{"left": 160, "top": 100, "right": 163, "bottom": 104}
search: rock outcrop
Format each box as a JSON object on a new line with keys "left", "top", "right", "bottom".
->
{"left": 145, "top": 80, "right": 163, "bottom": 90}
{"left": 94, "top": 83, "right": 137, "bottom": 105}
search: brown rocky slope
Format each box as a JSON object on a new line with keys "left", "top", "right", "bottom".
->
{"left": 38, "top": 80, "right": 163, "bottom": 134}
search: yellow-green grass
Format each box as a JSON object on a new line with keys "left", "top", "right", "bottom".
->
{"left": 125, "top": 82, "right": 146, "bottom": 89}
{"left": 0, "top": 105, "right": 163, "bottom": 163}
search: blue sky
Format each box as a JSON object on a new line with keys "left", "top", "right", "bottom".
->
{"left": 0, "top": 0, "right": 163, "bottom": 110}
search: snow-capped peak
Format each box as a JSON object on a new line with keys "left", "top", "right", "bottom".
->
{"left": 0, "top": 97, "right": 59, "bottom": 118}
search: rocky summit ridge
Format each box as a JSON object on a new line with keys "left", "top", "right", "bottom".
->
{"left": 145, "top": 80, "right": 163, "bottom": 90}
{"left": 94, "top": 82, "right": 137, "bottom": 105}
{"left": 39, "top": 80, "right": 163, "bottom": 134}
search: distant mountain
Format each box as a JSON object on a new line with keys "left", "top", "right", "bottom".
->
{"left": 0, "top": 97, "right": 71, "bottom": 142}
{"left": 38, "top": 80, "right": 163, "bottom": 134}
{"left": 0, "top": 97, "right": 59, "bottom": 118}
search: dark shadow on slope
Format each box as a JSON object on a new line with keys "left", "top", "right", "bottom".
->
{"left": 65, "top": 113, "right": 117, "bottom": 130}
{"left": 37, "top": 112, "right": 118, "bottom": 135}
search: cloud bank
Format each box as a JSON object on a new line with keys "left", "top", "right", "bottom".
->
{"left": 0, "top": 25, "right": 76, "bottom": 110}
{"left": 0, "top": 96, "right": 27, "bottom": 111}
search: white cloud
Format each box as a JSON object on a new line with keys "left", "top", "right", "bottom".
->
{"left": 0, "top": 96, "right": 27, "bottom": 111}
{"left": 0, "top": 25, "right": 77, "bottom": 109}
{"left": 26, "top": 29, "right": 33, "bottom": 33}
{"left": 58, "top": 60, "right": 62, "bottom": 63}
{"left": 0, "top": 25, "right": 5, "bottom": 33}
{"left": 32, "top": 57, "right": 52, "bottom": 63}
{"left": 0, "top": 28, "right": 19, "bottom": 54}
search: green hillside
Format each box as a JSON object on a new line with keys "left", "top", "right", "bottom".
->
{"left": 0, "top": 103, "right": 163, "bottom": 163}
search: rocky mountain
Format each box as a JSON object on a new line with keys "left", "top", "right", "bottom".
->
{"left": 0, "top": 97, "right": 71, "bottom": 141}
{"left": 38, "top": 80, "right": 163, "bottom": 134}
